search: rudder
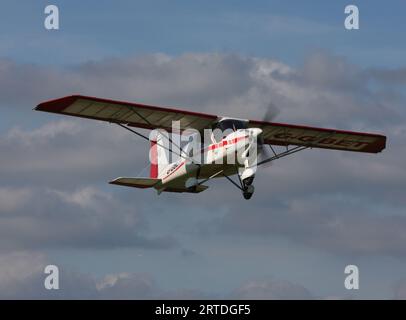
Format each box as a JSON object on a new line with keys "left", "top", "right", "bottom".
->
{"left": 149, "top": 130, "right": 170, "bottom": 179}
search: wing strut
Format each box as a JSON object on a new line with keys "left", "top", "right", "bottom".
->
{"left": 117, "top": 123, "right": 189, "bottom": 162}
{"left": 129, "top": 108, "right": 185, "bottom": 156}
{"left": 255, "top": 132, "right": 337, "bottom": 167}
{"left": 224, "top": 175, "right": 244, "bottom": 191}
{"left": 196, "top": 170, "right": 224, "bottom": 186}
{"left": 256, "top": 145, "right": 308, "bottom": 166}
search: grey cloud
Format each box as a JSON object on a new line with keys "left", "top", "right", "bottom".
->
{"left": 366, "top": 68, "right": 406, "bottom": 85}
{"left": 97, "top": 272, "right": 212, "bottom": 299}
{"left": 0, "top": 54, "right": 254, "bottom": 114}
{"left": 394, "top": 279, "right": 406, "bottom": 299}
{"left": 231, "top": 279, "right": 313, "bottom": 300}
{"left": 1, "top": 51, "right": 406, "bottom": 259}
{"left": 268, "top": 51, "right": 402, "bottom": 128}
{"left": 0, "top": 251, "right": 313, "bottom": 299}
{"left": 74, "top": 54, "right": 254, "bottom": 108}
{"left": 97, "top": 272, "right": 157, "bottom": 299}
{"left": 197, "top": 192, "right": 406, "bottom": 257}
{"left": 0, "top": 186, "right": 176, "bottom": 250}
{"left": 0, "top": 119, "right": 147, "bottom": 189}
{"left": 180, "top": 248, "right": 197, "bottom": 258}
{"left": 0, "top": 120, "right": 177, "bottom": 251}
{"left": 0, "top": 251, "right": 98, "bottom": 299}
{"left": 282, "top": 51, "right": 364, "bottom": 92}
{"left": 0, "top": 52, "right": 403, "bottom": 134}
{"left": 1, "top": 51, "right": 401, "bottom": 128}
{"left": 0, "top": 251, "right": 209, "bottom": 299}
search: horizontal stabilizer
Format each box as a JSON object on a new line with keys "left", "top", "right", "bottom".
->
{"left": 109, "top": 177, "right": 160, "bottom": 189}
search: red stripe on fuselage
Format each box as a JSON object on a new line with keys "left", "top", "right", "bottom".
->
{"left": 206, "top": 135, "right": 247, "bottom": 151}
{"left": 162, "top": 135, "right": 248, "bottom": 181}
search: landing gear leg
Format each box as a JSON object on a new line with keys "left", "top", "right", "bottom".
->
{"left": 223, "top": 173, "right": 255, "bottom": 200}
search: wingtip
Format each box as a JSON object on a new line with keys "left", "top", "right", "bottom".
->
{"left": 108, "top": 177, "right": 122, "bottom": 185}
{"left": 34, "top": 95, "right": 81, "bottom": 113}
{"left": 33, "top": 104, "right": 42, "bottom": 111}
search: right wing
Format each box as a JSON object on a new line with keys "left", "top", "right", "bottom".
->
{"left": 248, "top": 120, "right": 386, "bottom": 153}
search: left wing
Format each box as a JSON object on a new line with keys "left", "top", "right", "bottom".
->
{"left": 35, "top": 95, "right": 218, "bottom": 132}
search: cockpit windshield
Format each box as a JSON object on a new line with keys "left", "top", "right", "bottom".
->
{"left": 213, "top": 119, "right": 248, "bottom": 131}
{"left": 210, "top": 119, "right": 248, "bottom": 143}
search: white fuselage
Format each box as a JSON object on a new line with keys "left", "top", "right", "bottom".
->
{"left": 159, "top": 128, "right": 261, "bottom": 190}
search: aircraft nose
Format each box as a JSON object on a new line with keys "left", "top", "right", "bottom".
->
{"left": 249, "top": 128, "right": 262, "bottom": 137}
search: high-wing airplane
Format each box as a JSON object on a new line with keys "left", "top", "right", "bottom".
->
{"left": 35, "top": 95, "right": 386, "bottom": 199}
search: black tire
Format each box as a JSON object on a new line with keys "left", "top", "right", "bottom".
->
{"left": 243, "top": 191, "right": 253, "bottom": 200}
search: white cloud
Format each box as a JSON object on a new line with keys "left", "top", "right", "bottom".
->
{"left": 2, "top": 52, "right": 404, "bottom": 256}
{"left": 5, "top": 120, "right": 81, "bottom": 144}
{"left": 231, "top": 279, "right": 313, "bottom": 300}
{"left": 0, "top": 119, "right": 145, "bottom": 188}
{"left": 0, "top": 251, "right": 98, "bottom": 299}
{"left": 51, "top": 186, "right": 113, "bottom": 210}
{"left": 0, "top": 187, "right": 32, "bottom": 212}
{"left": 0, "top": 251, "right": 45, "bottom": 286}
{"left": 0, "top": 251, "right": 313, "bottom": 299}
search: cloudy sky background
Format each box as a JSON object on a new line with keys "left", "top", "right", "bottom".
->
{"left": 1, "top": 0, "right": 406, "bottom": 299}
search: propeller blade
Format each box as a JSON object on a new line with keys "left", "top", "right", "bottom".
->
{"left": 263, "top": 101, "right": 280, "bottom": 122}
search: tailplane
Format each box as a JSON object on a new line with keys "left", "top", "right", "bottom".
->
{"left": 109, "top": 177, "right": 160, "bottom": 189}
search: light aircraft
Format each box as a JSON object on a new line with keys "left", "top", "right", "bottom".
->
{"left": 35, "top": 95, "right": 386, "bottom": 199}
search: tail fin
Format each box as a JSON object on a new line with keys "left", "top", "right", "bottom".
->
{"left": 150, "top": 139, "right": 158, "bottom": 178}
{"left": 150, "top": 131, "right": 170, "bottom": 179}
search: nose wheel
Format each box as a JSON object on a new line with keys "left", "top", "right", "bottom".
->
{"left": 243, "top": 185, "right": 255, "bottom": 199}
{"left": 242, "top": 177, "right": 255, "bottom": 200}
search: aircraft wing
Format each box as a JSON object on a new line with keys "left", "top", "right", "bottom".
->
{"left": 35, "top": 95, "right": 218, "bottom": 132}
{"left": 248, "top": 120, "right": 386, "bottom": 153}
{"left": 36, "top": 95, "right": 386, "bottom": 153}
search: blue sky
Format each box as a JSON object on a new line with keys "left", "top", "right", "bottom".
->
{"left": 2, "top": 0, "right": 405, "bottom": 132}
{"left": 2, "top": 0, "right": 406, "bottom": 67}
{"left": 1, "top": 0, "right": 406, "bottom": 299}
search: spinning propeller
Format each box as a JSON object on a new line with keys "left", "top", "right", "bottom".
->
{"left": 257, "top": 102, "right": 280, "bottom": 167}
